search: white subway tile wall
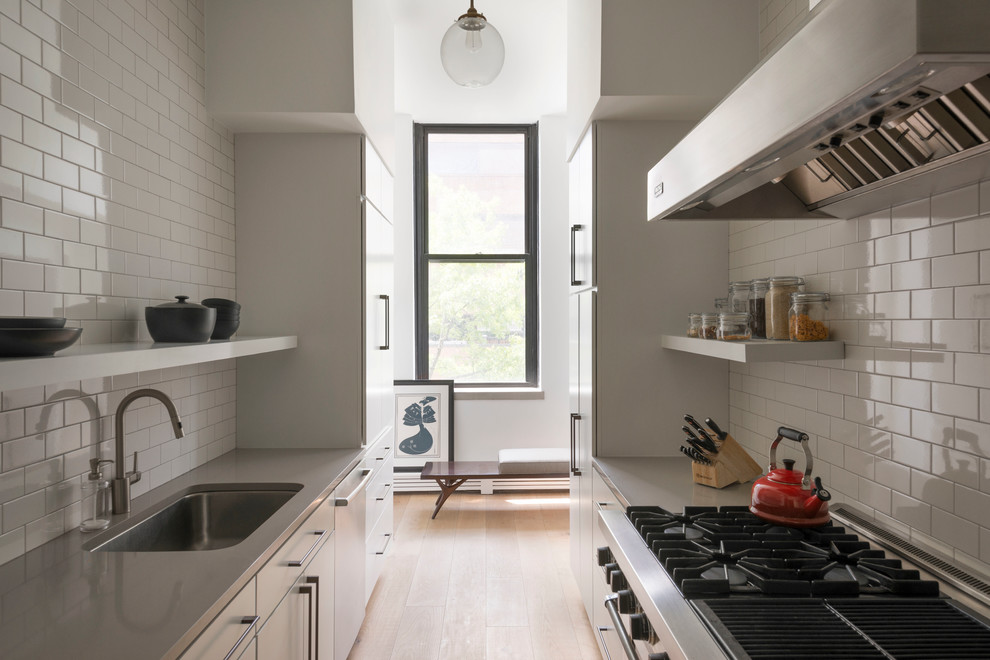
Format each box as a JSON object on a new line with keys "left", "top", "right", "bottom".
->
{"left": 0, "top": 0, "right": 236, "bottom": 563}
{"left": 727, "top": 180, "right": 990, "bottom": 575}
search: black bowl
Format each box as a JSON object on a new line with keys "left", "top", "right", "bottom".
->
{"left": 0, "top": 317, "right": 67, "bottom": 329}
{"left": 0, "top": 327, "right": 82, "bottom": 357}
{"left": 146, "top": 306, "right": 216, "bottom": 342}
{"left": 202, "top": 298, "right": 241, "bottom": 312}
{"left": 211, "top": 316, "right": 239, "bottom": 340}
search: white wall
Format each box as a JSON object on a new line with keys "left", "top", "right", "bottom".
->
{"left": 392, "top": 116, "right": 571, "bottom": 460}
{"left": 726, "top": 183, "right": 990, "bottom": 582}
{"left": 0, "top": 0, "right": 237, "bottom": 564}
{"left": 205, "top": 0, "right": 355, "bottom": 114}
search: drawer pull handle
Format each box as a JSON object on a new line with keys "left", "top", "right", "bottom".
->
{"left": 287, "top": 530, "right": 328, "bottom": 567}
{"left": 222, "top": 616, "right": 259, "bottom": 660}
{"left": 375, "top": 533, "right": 393, "bottom": 555}
{"left": 335, "top": 468, "right": 374, "bottom": 506}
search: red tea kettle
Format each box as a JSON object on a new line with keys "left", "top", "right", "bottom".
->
{"left": 750, "top": 426, "right": 831, "bottom": 527}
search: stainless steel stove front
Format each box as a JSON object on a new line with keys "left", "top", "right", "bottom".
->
{"left": 597, "top": 508, "right": 730, "bottom": 660}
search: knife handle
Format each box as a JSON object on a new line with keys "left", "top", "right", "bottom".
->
{"left": 705, "top": 417, "right": 728, "bottom": 441}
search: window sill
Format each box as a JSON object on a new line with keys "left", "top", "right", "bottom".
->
{"left": 454, "top": 387, "right": 545, "bottom": 401}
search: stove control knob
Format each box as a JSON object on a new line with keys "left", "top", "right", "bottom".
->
{"left": 608, "top": 568, "right": 628, "bottom": 592}
{"left": 596, "top": 547, "right": 613, "bottom": 566}
{"left": 616, "top": 589, "right": 636, "bottom": 614}
{"left": 628, "top": 613, "right": 653, "bottom": 641}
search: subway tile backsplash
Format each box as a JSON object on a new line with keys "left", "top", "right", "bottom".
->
{"left": 728, "top": 180, "right": 990, "bottom": 576}
{"left": 0, "top": 0, "right": 236, "bottom": 564}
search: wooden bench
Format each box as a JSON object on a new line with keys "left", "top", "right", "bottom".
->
{"left": 420, "top": 448, "right": 570, "bottom": 519}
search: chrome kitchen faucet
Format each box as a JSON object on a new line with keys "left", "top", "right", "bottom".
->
{"left": 112, "top": 389, "right": 184, "bottom": 514}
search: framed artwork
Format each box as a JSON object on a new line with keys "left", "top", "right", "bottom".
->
{"left": 393, "top": 380, "right": 454, "bottom": 472}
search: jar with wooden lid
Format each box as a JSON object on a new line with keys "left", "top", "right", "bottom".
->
{"left": 765, "top": 276, "right": 804, "bottom": 340}
{"left": 717, "top": 312, "right": 752, "bottom": 341}
{"left": 700, "top": 313, "right": 718, "bottom": 339}
{"left": 789, "top": 292, "right": 830, "bottom": 341}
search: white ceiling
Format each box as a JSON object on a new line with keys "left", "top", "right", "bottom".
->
{"left": 390, "top": 0, "right": 568, "bottom": 123}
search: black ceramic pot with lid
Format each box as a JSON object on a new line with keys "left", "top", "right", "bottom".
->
{"left": 145, "top": 296, "right": 216, "bottom": 342}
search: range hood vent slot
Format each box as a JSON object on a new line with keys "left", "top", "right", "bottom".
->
{"left": 783, "top": 75, "right": 990, "bottom": 210}
{"left": 647, "top": 0, "right": 990, "bottom": 222}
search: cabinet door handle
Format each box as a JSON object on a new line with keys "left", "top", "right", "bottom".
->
{"left": 604, "top": 594, "right": 640, "bottom": 660}
{"left": 570, "top": 413, "right": 582, "bottom": 475}
{"left": 379, "top": 294, "right": 390, "bottom": 350}
{"left": 335, "top": 468, "right": 374, "bottom": 506}
{"left": 222, "top": 616, "right": 259, "bottom": 660}
{"left": 287, "top": 530, "right": 328, "bottom": 567}
{"left": 570, "top": 224, "right": 584, "bottom": 286}
{"left": 375, "top": 532, "right": 393, "bottom": 555}
{"left": 299, "top": 581, "right": 316, "bottom": 660}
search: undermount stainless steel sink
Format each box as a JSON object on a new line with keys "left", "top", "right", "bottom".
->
{"left": 84, "top": 483, "right": 302, "bottom": 552}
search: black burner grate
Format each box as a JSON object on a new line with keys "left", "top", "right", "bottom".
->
{"left": 628, "top": 505, "right": 940, "bottom": 599}
{"left": 695, "top": 598, "right": 990, "bottom": 660}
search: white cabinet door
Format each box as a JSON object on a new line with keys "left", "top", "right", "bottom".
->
{"left": 569, "top": 290, "right": 596, "bottom": 619}
{"left": 309, "top": 532, "right": 335, "bottom": 660}
{"left": 569, "top": 127, "right": 595, "bottom": 292}
{"left": 334, "top": 464, "right": 372, "bottom": 659}
{"left": 257, "top": 577, "right": 310, "bottom": 660}
{"left": 365, "top": 201, "right": 394, "bottom": 449}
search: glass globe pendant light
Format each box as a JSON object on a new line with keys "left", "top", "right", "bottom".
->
{"left": 440, "top": 1, "right": 505, "bottom": 88}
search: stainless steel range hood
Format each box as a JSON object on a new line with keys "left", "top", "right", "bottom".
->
{"left": 647, "top": 0, "right": 990, "bottom": 221}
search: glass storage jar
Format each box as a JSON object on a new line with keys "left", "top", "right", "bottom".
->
{"left": 789, "top": 292, "right": 830, "bottom": 341}
{"left": 748, "top": 278, "right": 769, "bottom": 338}
{"left": 728, "top": 281, "right": 751, "bottom": 313}
{"left": 765, "top": 276, "right": 805, "bottom": 340}
{"left": 687, "top": 313, "right": 702, "bottom": 338}
{"left": 700, "top": 313, "right": 719, "bottom": 339}
{"left": 714, "top": 297, "right": 729, "bottom": 313}
{"left": 717, "top": 312, "right": 752, "bottom": 341}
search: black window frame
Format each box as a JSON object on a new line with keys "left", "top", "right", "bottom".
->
{"left": 413, "top": 122, "right": 539, "bottom": 388}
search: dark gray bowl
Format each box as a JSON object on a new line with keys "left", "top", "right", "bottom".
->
{"left": 202, "top": 298, "right": 241, "bottom": 312}
{"left": 211, "top": 316, "right": 239, "bottom": 340}
{"left": 146, "top": 297, "right": 216, "bottom": 343}
{"left": 0, "top": 327, "right": 82, "bottom": 357}
{"left": 0, "top": 317, "right": 67, "bottom": 329}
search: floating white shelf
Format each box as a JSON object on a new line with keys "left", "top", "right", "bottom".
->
{"left": 661, "top": 334, "right": 844, "bottom": 363}
{"left": 0, "top": 335, "right": 298, "bottom": 391}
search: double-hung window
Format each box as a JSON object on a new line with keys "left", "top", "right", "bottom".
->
{"left": 413, "top": 123, "right": 538, "bottom": 387}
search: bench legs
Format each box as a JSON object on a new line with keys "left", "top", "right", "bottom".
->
{"left": 430, "top": 477, "right": 468, "bottom": 519}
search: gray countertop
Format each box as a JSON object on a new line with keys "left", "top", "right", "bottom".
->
{"left": 0, "top": 448, "right": 362, "bottom": 660}
{"left": 593, "top": 455, "right": 755, "bottom": 509}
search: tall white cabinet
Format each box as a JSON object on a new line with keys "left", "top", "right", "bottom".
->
{"left": 567, "top": 121, "right": 730, "bottom": 640}
{"left": 235, "top": 133, "right": 394, "bottom": 451}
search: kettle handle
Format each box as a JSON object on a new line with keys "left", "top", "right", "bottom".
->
{"left": 769, "top": 427, "right": 813, "bottom": 489}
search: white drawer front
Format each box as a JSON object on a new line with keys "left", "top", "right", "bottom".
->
{"left": 257, "top": 499, "right": 334, "bottom": 623}
{"left": 364, "top": 501, "right": 394, "bottom": 603}
{"left": 366, "top": 450, "right": 394, "bottom": 533}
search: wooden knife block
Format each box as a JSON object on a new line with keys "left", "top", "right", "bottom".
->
{"left": 691, "top": 433, "right": 763, "bottom": 489}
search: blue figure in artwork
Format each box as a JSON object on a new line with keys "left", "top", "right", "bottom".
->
{"left": 398, "top": 396, "right": 437, "bottom": 455}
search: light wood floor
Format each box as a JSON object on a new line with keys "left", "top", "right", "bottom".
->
{"left": 348, "top": 491, "right": 602, "bottom": 660}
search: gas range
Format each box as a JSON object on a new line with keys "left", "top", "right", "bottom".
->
{"left": 597, "top": 504, "right": 990, "bottom": 660}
